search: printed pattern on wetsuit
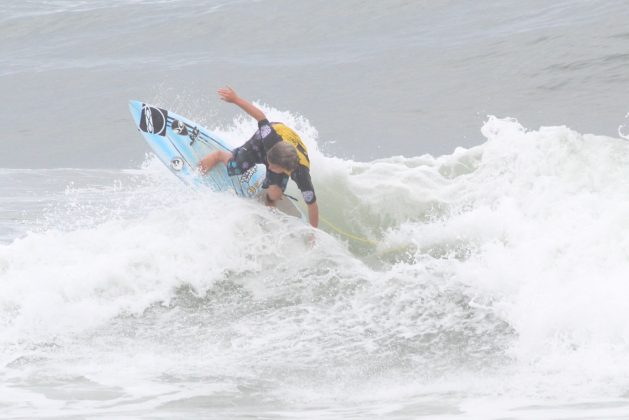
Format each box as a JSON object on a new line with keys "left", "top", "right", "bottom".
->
{"left": 226, "top": 119, "right": 280, "bottom": 176}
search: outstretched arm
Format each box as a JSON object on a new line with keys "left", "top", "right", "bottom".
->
{"left": 218, "top": 86, "right": 267, "bottom": 122}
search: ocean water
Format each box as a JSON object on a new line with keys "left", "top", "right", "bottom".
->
{"left": 3, "top": 1, "right": 629, "bottom": 419}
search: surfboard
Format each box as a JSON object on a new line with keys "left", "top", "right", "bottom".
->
{"left": 128, "top": 100, "right": 304, "bottom": 219}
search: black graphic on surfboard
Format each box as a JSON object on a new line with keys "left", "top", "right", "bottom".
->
{"left": 171, "top": 119, "right": 188, "bottom": 136}
{"left": 139, "top": 105, "right": 168, "bottom": 136}
{"left": 188, "top": 126, "right": 200, "bottom": 146}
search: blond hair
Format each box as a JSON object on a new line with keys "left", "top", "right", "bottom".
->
{"left": 267, "top": 142, "right": 299, "bottom": 171}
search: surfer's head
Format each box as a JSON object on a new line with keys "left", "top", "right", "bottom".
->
{"left": 267, "top": 142, "right": 299, "bottom": 174}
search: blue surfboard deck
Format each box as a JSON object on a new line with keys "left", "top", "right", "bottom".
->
{"left": 128, "top": 100, "right": 264, "bottom": 197}
{"left": 128, "top": 100, "right": 304, "bottom": 219}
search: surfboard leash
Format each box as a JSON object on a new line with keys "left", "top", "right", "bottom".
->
{"left": 283, "top": 193, "right": 417, "bottom": 256}
{"left": 282, "top": 193, "right": 377, "bottom": 245}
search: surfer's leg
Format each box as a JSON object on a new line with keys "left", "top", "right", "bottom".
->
{"left": 265, "top": 185, "right": 283, "bottom": 206}
{"left": 263, "top": 171, "right": 289, "bottom": 206}
{"left": 199, "top": 150, "right": 232, "bottom": 174}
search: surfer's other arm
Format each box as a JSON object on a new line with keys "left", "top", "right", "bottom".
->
{"left": 199, "top": 150, "right": 232, "bottom": 174}
{"left": 307, "top": 201, "right": 319, "bottom": 228}
{"left": 218, "top": 86, "right": 267, "bottom": 122}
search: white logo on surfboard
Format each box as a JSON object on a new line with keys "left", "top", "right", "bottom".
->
{"left": 170, "top": 157, "right": 184, "bottom": 171}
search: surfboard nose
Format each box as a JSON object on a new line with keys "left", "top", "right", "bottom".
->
{"left": 129, "top": 100, "right": 142, "bottom": 113}
{"left": 128, "top": 100, "right": 143, "bottom": 126}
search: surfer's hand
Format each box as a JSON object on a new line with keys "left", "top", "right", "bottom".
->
{"left": 218, "top": 87, "right": 267, "bottom": 122}
{"left": 218, "top": 86, "right": 238, "bottom": 103}
{"left": 306, "top": 231, "right": 316, "bottom": 248}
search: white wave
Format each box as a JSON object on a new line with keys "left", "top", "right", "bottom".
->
{"left": 2, "top": 110, "right": 629, "bottom": 417}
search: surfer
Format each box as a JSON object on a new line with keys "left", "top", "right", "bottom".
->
{"left": 199, "top": 87, "right": 319, "bottom": 228}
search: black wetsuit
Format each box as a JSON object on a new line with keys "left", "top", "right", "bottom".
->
{"left": 226, "top": 119, "right": 316, "bottom": 204}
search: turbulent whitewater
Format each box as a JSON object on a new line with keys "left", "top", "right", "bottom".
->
{"left": 3, "top": 110, "right": 629, "bottom": 418}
